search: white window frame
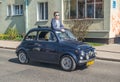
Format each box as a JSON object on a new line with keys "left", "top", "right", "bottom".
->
{"left": 37, "top": 2, "right": 48, "bottom": 21}
{"left": 7, "top": 5, "right": 12, "bottom": 16}
{"left": 7, "top": 4, "right": 23, "bottom": 16}
{"left": 13, "top": 5, "right": 23, "bottom": 16}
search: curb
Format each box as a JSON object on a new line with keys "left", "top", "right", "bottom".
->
{"left": 0, "top": 47, "right": 16, "bottom": 50}
{"left": 96, "top": 57, "right": 120, "bottom": 62}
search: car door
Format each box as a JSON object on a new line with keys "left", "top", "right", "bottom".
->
{"left": 42, "top": 41, "right": 60, "bottom": 63}
{"left": 36, "top": 30, "right": 60, "bottom": 64}
{"left": 24, "top": 30, "right": 40, "bottom": 61}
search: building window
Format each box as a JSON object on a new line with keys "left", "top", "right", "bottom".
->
{"left": 64, "top": 0, "right": 77, "bottom": 19}
{"left": 7, "top": 5, "right": 12, "bottom": 16}
{"left": 37, "top": 2, "right": 48, "bottom": 21}
{"left": 13, "top": 5, "right": 23, "bottom": 15}
{"left": 64, "top": 0, "right": 103, "bottom": 19}
{"left": 7, "top": 5, "right": 23, "bottom": 16}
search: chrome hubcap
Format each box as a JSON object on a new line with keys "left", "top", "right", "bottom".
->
{"left": 61, "top": 57, "right": 72, "bottom": 70}
{"left": 19, "top": 52, "right": 26, "bottom": 63}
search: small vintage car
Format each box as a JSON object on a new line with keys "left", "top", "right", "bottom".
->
{"left": 16, "top": 26, "right": 96, "bottom": 71}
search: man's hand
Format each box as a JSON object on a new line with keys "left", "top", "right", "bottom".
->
{"left": 61, "top": 29, "right": 65, "bottom": 32}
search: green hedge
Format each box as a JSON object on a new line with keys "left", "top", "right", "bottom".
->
{"left": 0, "top": 34, "right": 23, "bottom": 41}
{"left": 0, "top": 28, "right": 23, "bottom": 41}
{"left": 0, "top": 34, "right": 9, "bottom": 40}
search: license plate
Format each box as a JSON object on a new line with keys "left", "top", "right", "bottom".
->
{"left": 86, "top": 60, "right": 94, "bottom": 66}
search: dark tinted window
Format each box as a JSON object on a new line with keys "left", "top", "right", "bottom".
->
{"left": 38, "top": 31, "right": 57, "bottom": 42}
{"left": 25, "top": 31, "right": 37, "bottom": 41}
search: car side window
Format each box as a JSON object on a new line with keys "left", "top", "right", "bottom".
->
{"left": 25, "top": 31, "right": 37, "bottom": 41}
{"left": 38, "top": 31, "right": 57, "bottom": 42}
{"left": 47, "top": 32, "right": 57, "bottom": 42}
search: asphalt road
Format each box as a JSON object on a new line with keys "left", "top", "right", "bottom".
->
{"left": 0, "top": 48, "right": 120, "bottom": 82}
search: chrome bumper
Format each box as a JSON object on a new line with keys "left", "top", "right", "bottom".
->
{"left": 78, "top": 58, "right": 96, "bottom": 64}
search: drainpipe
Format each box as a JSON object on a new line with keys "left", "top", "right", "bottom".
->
{"left": 25, "top": 0, "right": 28, "bottom": 33}
{"left": 61, "top": 0, "right": 64, "bottom": 22}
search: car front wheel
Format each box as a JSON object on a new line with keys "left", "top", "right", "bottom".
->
{"left": 18, "top": 50, "right": 29, "bottom": 64}
{"left": 60, "top": 56, "right": 76, "bottom": 71}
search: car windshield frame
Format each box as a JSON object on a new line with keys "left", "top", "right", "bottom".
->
{"left": 55, "top": 30, "right": 77, "bottom": 41}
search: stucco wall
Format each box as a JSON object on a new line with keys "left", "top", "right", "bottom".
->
{"left": 0, "top": 2, "right": 2, "bottom": 33}
{"left": 27, "top": 0, "right": 62, "bottom": 30}
{"left": 0, "top": 0, "right": 25, "bottom": 34}
{"left": 0, "top": 0, "right": 114, "bottom": 39}
{"left": 87, "top": 0, "right": 111, "bottom": 39}
{"left": 63, "top": 0, "right": 111, "bottom": 39}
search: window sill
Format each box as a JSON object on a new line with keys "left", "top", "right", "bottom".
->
{"left": 11, "top": 14, "right": 23, "bottom": 17}
{"left": 64, "top": 18, "right": 104, "bottom": 21}
{"left": 88, "top": 30, "right": 109, "bottom": 33}
{"left": 37, "top": 20, "right": 48, "bottom": 22}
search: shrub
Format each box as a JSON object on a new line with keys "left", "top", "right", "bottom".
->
{"left": 0, "top": 34, "right": 9, "bottom": 40}
{"left": 69, "top": 20, "right": 93, "bottom": 41}
{"left": 5, "top": 28, "right": 19, "bottom": 40}
{"left": 0, "top": 34, "right": 4, "bottom": 40}
{"left": 14, "top": 35, "right": 23, "bottom": 41}
{"left": 0, "top": 28, "right": 23, "bottom": 41}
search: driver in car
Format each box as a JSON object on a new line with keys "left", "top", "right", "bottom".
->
{"left": 51, "top": 11, "right": 65, "bottom": 32}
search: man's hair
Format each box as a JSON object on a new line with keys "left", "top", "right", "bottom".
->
{"left": 54, "top": 11, "right": 59, "bottom": 16}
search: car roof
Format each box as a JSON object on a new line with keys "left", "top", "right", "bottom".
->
{"left": 29, "top": 26, "right": 52, "bottom": 32}
{"left": 28, "top": 26, "right": 70, "bottom": 33}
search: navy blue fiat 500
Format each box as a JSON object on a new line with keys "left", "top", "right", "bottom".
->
{"left": 16, "top": 26, "right": 96, "bottom": 71}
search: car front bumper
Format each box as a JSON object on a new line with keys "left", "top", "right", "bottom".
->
{"left": 78, "top": 57, "right": 96, "bottom": 66}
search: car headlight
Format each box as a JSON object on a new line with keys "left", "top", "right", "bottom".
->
{"left": 80, "top": 56, "right": 83, "bottom": 60}
{"left": 94, "top": 49, "right": 97, "bottom": 54}
{"left": 81, "top": 50, "right": 85, "bottom": 56}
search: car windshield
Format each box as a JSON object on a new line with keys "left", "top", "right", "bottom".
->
{"left": 55, "top": 30, "right": 77, "bottom": 41}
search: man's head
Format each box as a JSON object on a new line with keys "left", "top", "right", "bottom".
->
{"left": 54, "top": 11, "right": 60, "bottom": 20}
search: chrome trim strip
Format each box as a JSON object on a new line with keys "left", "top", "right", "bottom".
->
{"left": 79, "top": 58, "right": 96, "bottom": 63}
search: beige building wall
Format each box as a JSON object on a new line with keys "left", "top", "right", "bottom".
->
{"left": 0, "top": 0, "right": 25, "bottom": 34}
{"left": 27, "top": 0, "right": 62, "bottom": 31}
{"left": 1, "top": 0, "right": 119, "bottom": 42}
{"left": 63, "top": 0, "right": 111, "bottom": 39}
{"left": 87, "top": 0, "right": 111, "bottom": 39}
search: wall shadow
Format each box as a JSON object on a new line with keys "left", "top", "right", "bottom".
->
{"left": 4, "top": 0, "right": 32, "bottom": 34}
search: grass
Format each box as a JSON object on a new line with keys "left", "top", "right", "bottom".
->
{"left": 86, "top": 42, "right": 104, "bottom": 47}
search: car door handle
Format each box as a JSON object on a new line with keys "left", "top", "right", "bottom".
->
{"left": 34, "top": 43, "right": 41, "bottom": 46}
{"left": 27, "top": 43, "right": 34, "bottom": 46}
{"left": 33, "top": 47, "right": 41, "bottom": 51}
{"left": 46, "top": 48, "right": 56, "bottom": 52}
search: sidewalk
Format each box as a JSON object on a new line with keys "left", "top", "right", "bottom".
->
{"left": 0, "top": 40, "right": 20, "bottom": 49}
{"left": 95, "top": 44, "right": 120, "bottom": 62}
{"left": 0, "top": 40, "right": 120, "bottom": 62}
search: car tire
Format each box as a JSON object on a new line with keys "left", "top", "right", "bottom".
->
{"left": 18, "top": 50, "right": 29, "bottom": 64}
{"left": 60, "top": 55, "right": 76, "bottom": 71}
{"left": 80, "top": 63, "right": 88, "bottom": 68}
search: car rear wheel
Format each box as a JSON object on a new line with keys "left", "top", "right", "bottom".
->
{"left": 18, "top": 50, "right": 29, "bottom": 64}
{"left": 60, "top": 56, "right": 76, "bottom": 71}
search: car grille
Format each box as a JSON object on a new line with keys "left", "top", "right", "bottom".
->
{"left": 85, "top": 48, "right": 95, "bottom": 59}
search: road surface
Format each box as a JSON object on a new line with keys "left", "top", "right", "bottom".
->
{"left": 0, "top": 48, "right": 120, "bottom": 82}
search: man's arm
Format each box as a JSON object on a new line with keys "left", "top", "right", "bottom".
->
{"left": 51, "top": 19, "right": 61, "bottom": 30}
{"left": 60, "top": 21, "right": 64, "bottom": 29}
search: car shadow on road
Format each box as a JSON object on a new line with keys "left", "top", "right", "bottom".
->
{"left": 9, "top": 58, "right": 87, "bottom": 71}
